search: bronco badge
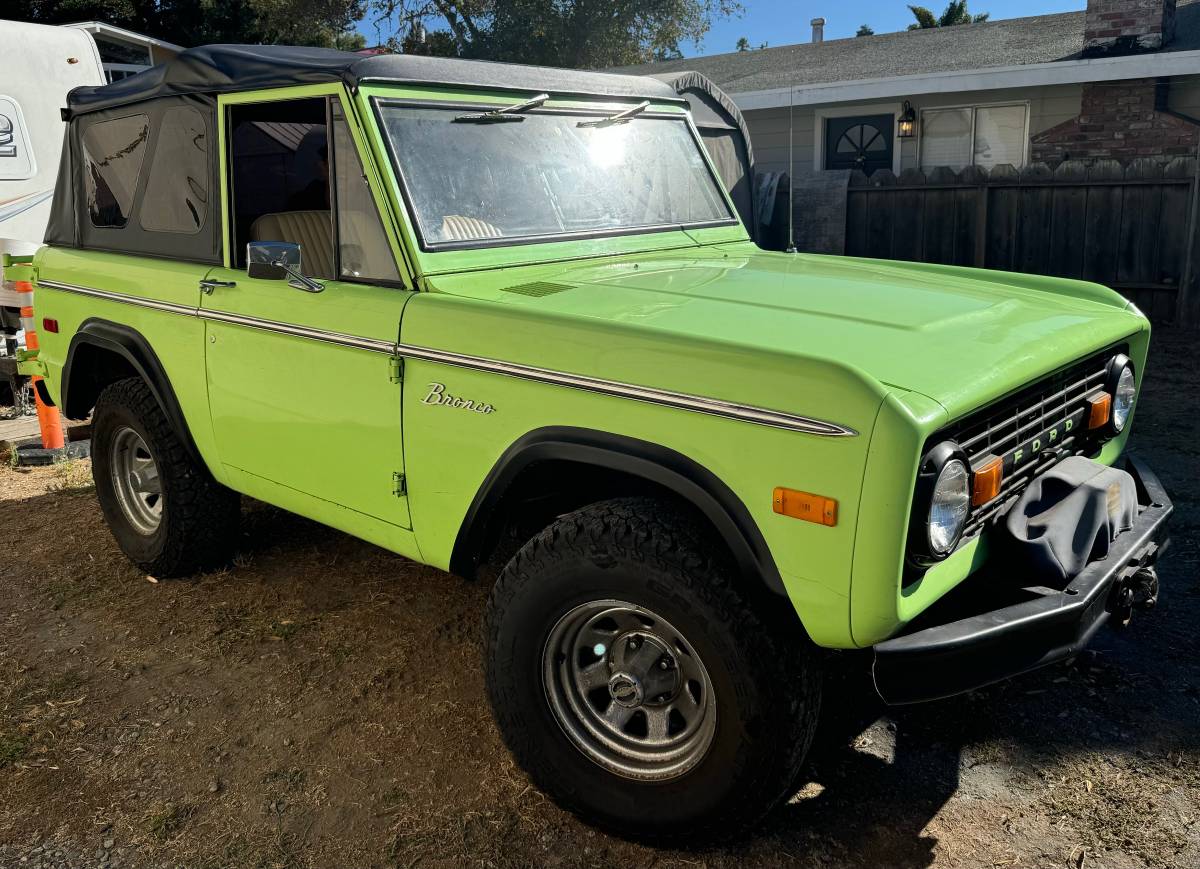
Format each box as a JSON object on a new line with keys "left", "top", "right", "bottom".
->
{"left": 421, "top": 382, "right": 496, "bottom": 414}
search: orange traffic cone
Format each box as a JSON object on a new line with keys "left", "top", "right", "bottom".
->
{"left": 14, "top": 279, "right": 65, "bottom": 451}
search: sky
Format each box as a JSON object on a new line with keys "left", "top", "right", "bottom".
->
{"left": 687, "top": 0, "right": 1086, "bottom": 55}
{"left": 358, "top": 1, "right": 1088, "bottom": 57}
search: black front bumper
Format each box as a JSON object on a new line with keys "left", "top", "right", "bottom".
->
{"left": 873, "top": 456, "right": 1172, "bottom": 705}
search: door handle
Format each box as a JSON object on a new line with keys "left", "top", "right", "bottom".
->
{"left": 200, "top": 279, "right": 237, "bottom": 295}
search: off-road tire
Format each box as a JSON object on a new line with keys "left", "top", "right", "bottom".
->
{"left": 92, "top": 377, "right": 239, "bottom": 577}
{"left": 484, "top": 496, "right": 821, "bottom": 843}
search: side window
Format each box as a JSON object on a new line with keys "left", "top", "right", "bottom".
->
{"left": 228, "top": 97, "right": 333, "bottom": 278}
{"left": 82, "top": 114, "right": 149, "bottom": 228}
{"left": 140, "top": 106, "right": 209, "bottom": 234}
{"left": 330, "top": 101, "right": 401, "bottom": 283}
{"left": 0, "top": 96, "right": 36, "bottom": 181}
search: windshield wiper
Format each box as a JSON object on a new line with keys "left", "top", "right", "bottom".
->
{"left": 577, "top": 100, "right": 651, "bottom": 128}
{"left": 454, "top": 93, "right": 550, "bottom": 123}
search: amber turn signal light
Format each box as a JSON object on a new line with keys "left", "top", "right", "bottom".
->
{"left": 970, "top": 454, "right": 1002, "bottom": 506}
{"left": 773, "top": 487, "right": 837, "bottom": 526}
{"left": 1086, "top": 392, "right": 1112, "bottom": 430}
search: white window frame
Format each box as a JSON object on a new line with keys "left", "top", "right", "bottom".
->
{"left": 813, "top": 103, "right": 903, "bottom": 175}
{"left": 917, "top": 100, "right": 1031, "bottom": 172}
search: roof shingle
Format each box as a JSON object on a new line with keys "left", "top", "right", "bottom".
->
{"left": 609, "top": 1, "right": 1200, "bottom": 94}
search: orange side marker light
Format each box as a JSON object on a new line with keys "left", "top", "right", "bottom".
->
{"left": 971, "top": 454, "right": 1003, "bottom": 507}
{"left": 773, "top": 487, "right": 837, "bottom": 527}
{"left": 1086, "top": 392, "right": 1111, "bottom": 430}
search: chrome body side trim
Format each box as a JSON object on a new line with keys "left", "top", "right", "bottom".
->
{"left": 198, "top": 308, "right": 396, "bottom": 354}
{"left": 394, "top": 341, "right": 857, "bottom": 437}
{"left": 38, "top": 279, "right": 198, "bottom": 317}
{"left": 38, "top": 279, "right": 857, "bottom": 437}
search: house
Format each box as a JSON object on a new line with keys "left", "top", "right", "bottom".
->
{"left": 61, "top": 21, "right": 183, "bottom": 82}
{"left": 612, "top": 0, "right": 1200, "bottom": 177}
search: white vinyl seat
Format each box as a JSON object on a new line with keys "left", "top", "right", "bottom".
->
{"left": 249, "top": 210, "right": 335, "bottom": 279}
{"left": 439, "top": 214, "right": 503, "bottom": 242}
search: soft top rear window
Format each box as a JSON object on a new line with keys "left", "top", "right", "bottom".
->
{"left": 377, "top": 103, "right": 734, "bottom": 250}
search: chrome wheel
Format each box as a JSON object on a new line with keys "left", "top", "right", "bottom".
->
{"left": 542, "top": 599, "right": 716, "bottom": 781}
{"left": 109, "top": 425, "right": 162, "bottom": 535}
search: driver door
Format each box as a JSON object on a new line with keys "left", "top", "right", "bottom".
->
{"left": 202, "top": 89, "right": 415, "bottom": 528}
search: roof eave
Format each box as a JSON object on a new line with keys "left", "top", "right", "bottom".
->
{"left": 730, "top": 49, "right": 1200, "bottom": 110}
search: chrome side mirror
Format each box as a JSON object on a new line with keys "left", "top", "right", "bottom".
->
{"left": 247, "top": 241, "right": 324, "bottom": 293}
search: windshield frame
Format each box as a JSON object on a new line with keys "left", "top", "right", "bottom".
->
{"left": 370, "top": 96, "right": 740, "bottom": 253}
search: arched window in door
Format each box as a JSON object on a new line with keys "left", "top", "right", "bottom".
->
{"left": 824, "top": 114, "right": 894, "bottom": 174}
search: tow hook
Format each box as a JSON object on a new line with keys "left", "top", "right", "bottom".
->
{"left": 1111, "top": 566, "right": 1159, "bottom": 627}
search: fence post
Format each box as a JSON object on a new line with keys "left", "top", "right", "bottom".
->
{"left": 1179, "top": 145, "right": 1200, "bottom": 328}
{"left": 960, "top": 165, "right": 989, "bottom": 268}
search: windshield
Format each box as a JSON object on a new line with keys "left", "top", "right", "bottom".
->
{"left": 377, "top": 103, "right": 734, "bottom": 248}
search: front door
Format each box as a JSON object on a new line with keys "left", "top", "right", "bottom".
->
{"left": 202, "top": 90, "right": 415, "bottom": 527}
{"left": 824, "top": 114, "right": 895, "bottom": 174}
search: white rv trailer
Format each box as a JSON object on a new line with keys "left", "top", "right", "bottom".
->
{"left": 1, "top": 20, "right": 105, "bottom": 357}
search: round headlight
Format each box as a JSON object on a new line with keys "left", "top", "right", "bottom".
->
{"left": 928, "top": 458, "right": 970, "bottom": 556}
{"left": 909, "top": 440, "right": 971, "bottom": 564}
{"left": 1110, "top": 360, "right": 1136, "bottom": 433}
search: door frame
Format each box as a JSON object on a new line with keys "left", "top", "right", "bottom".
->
{"left": 216, "top": 82, "right": 415, "bottom": 287}
{"left": 813, "top": 103, "right": 903, "bottom": 175}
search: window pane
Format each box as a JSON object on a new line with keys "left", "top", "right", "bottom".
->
{"left": 332, "top": 103, "right": 400, "bottom": 282}
{"left": 919, "top": 108, "right": 972, "bottom": 172}
{"left": 82, "top": 114, "right": 149, "bottom": 228}
{"left": 380, "top": 106, "right": 732, "bottom": 246}
{"left": 140, "top": 107, "right": 209, "bottom": 234}
{"left": 974, "top": 105, "right": 1026, "bottom": 169}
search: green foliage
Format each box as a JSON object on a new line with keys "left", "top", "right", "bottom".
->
{"left": 856, "top": 23, "right": 874, "bottom": 36}
{"left": 10, "top": 0, "right": 367, "bottom": 48}
{"left": 734, "top": 35, "right": 766, "bottom": 51}
{"left": 369, "top": 0, "right": 742, "bottom": 67}
{"left": 907, "top": 1, "right": 988, "bottom": 29}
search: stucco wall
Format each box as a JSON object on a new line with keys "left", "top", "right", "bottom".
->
{"left": 743, "top": 83, "right": 1085, "bottom": 175}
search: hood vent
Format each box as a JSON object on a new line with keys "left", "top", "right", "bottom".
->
{"left": 500, "top": 281, "right": 574, "bottom": 298}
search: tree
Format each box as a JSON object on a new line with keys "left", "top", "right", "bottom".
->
{"left": 855, "top": 23, "right": 874, "bottom": 36}
{"left": 367, "top": 0, "right": 743, "bottom": 68}
{"left": 10, "top": 0, "right": 367, "bottom": 48}
{"left": 907, "top": 1, "right": 988, "bottom": 29}
{"left": 734, "top": 35, "right": 765, "bottom": 51}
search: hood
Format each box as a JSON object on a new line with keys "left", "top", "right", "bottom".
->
{"left": 426, "top": 243, "right": 1145, "bottom": 420}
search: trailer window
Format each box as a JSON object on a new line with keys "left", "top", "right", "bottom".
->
{"left": 82, "top": 113, "right": 149, "bottom": 228}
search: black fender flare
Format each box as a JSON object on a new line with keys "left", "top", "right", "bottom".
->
{"left": 62, "top": 318, "right": 202, "bottom": 464}
{"left": 450, "top": 426, "right": 786, "bottom": 595}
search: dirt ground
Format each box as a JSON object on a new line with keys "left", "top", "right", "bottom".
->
{"left": 0, "top": 333, "right": 1197, "bottom": 869}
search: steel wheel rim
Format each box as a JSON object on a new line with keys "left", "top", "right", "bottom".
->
{"left": 542, "top": 599, "right": 717, "bottom": 781}
{"left": 110, "top": 426, "right": 162, "bottom": 535}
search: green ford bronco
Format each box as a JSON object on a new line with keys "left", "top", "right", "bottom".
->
{"left": 16, "top": 45, "right": 1173, "bottom": 840}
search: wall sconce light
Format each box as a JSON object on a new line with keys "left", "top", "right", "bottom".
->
{"left": 898, "top": 101, "right": 916, "bottom": 138}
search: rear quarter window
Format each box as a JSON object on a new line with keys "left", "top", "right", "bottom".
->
{"left": 139, "top": 106, "right": 209, "bottom": 234}
{"left": 82, "top": 113, "right": 149, "bottom": 228}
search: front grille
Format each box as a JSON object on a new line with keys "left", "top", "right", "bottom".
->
{"left": 936, "top": 346, "right": 1120, "bottom": 540}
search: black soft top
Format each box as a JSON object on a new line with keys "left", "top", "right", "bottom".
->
{"left": 65, "top": 44, "right": 683, "bottom": 116}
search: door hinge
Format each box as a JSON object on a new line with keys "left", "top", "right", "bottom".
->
{"left": 388, "top": 356, "right": 404, "bottom": 383}
{"left": 392, "top": 472, "right": 407, "bottom": 497}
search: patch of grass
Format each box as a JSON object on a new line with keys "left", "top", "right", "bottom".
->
{"left": 267, "top": 619, "right": 302, "bottom": 642}
{"left": 146, "top": 803, "right": 195, "bottom": 840}
{"left": 263, "top": 767, "right": 306, "bottom": 790}
{"left": 45, "top": 575, "right": 101, "bottom": 611}
{"left": 0, "top": 732, "right": 29, "bottom": 766}
{"left": 47, "top": 457, "right": 93, "bottom": 492}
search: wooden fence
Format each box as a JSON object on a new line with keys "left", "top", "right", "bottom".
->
{"left": 842, "top": 157, "right": 1200, "bottom": 326}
